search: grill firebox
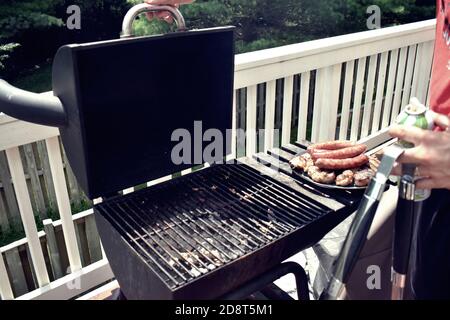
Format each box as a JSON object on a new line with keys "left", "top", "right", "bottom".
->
{"left": 95, "top": 163, "right": 339, "bottom": 299}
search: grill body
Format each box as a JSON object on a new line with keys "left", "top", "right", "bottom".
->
{"left": 95, "top": 163, "right": 347, "bottom": 300}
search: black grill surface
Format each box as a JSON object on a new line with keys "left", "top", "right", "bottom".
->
{"left": 95, "top": 163, "right": 338, "bottom": 299}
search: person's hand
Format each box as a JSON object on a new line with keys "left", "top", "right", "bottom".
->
{"left": 389, "top": 111, "right": 450, "bottom": 190}
{"left": 145, "top": 0, "right": 193, "bottom": 23}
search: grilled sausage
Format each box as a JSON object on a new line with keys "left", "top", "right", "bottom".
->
{"left": 311, "top": 144, "right": 367, "bottom": 160}
{"left": 307, "top": 141, "right": 354, "bottom": 153}
{"left": 315, "top": 154, "right": 369, "bottom": 170}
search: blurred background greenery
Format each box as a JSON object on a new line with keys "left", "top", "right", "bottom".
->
{"left": 0, "top": 0, "right": 436, "bottom": 92}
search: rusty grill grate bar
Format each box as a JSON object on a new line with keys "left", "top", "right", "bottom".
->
{"left": 96, "top": 164, "right": 331, "bottom": 289}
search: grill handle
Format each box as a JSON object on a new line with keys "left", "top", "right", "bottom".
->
{"left": 121, "top": 3, "right": 187, "bottom": 38}
{"left": 0, "top": 79, "right": 66, "bottom": 126}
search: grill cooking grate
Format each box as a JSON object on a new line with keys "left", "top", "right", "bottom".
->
{"left": 96, "top": 163, "right": 331, "bottom": 289}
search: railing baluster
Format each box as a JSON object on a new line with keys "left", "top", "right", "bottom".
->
{"left": 297, "top": 72, "right": 311, "bottom": 141}
{"left": 4, "top": 247, "right": 28, "bottom": 296}
{"left": 61, "top": 146, "right": 81, "bottom": 205}
{"left": 350, "top": 57, "right": 367, "bottom": 141}
{"left": 36, "top": 141, "right": 58, "bottom": 209}
{"left": 43, "top": 219, "right": 64, "bottom": 280}
{"left": 45, "top": 137, "right": 82, "bottom": 273}
{"left": 390, "top": 46, "right": 408, "bottom": 123}
{"left": 264, "top": 80, "right": 276, "bottom": 152}
{"left": 281, "top": 75, "right": 294, "bottom": 146}
{"left": 411, "top": 40, "right": 434, "bottom": 103}
{"left": 426, "top": 81, "right": 431, "bottom": 107}
{"left": 5, "top": 147, "right": 50, "bottom": 287}
{"left": 425, "top": 42, "right": 434, "bottom": 102}
{"left": 381, "top": 49, "right": 399, "bottom": 128}
{"left": 0, "top": 151, "right": 21, "bottom": 229}
{"left": 230, "top": 90, "right": 237, "bottom": 158}
{"left": 246, "top": 85, "right": 258, "bottom": 156}
{"left": 311, "top": 71, "right": 322, "bottom": 143}
{"left": 0, "top": 194, "right": 10, "bottom": 232}
{"left": 361, "top": 54, "right": 378, "bottom": 138}
{"left": 74, "top": 221, "right": 87, "bottom": 266}
{"left": 85, "top": 215, "right": 102, "bottom": 263}
{"left": 371, "top": 52, "right": 389, "bottom": 134}
{"left": 312, "top": 64, "right": 342, "bottom": 142}
{"left": 0, "top": 252, "right": 14, "bottom": 299}
{"left": 339, "top": 60, "right": 355, "bottom": 140}
{"left": 23, "top": 144, "right": 47, "bottom": 218}
{"left": 401, "top": 45, "right": 418, "bottom": 109}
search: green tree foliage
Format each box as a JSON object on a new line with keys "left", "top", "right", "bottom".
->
{"left": 0, "top": 0, "right": 436, "bottom": 81}
{"left": 0, "top": 0, "right": 64, "bottom": 76}
{"left": 0, "top": 0, "right": 130, "bottom": 79}
{"left": 57, "top": 0, "right": 131, "bottom": 41}
{"left": 130, "top": 0, "right": 435, "bottom": 53}
{"left": 0, "top": 0, "right": 65, "bottom": 39}
{"left": 333, "top": 0, "right": 436, "bottom": 32}
{"left": 0, "top": 43, "right": 20, "bottom": 70}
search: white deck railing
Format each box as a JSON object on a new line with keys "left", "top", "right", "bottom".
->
{"left": 0, "top": 19, "right": 436, "bottom": 300}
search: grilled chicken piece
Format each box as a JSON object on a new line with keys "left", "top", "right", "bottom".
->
{"left": 354, "top": 169, "right": 374, "bottom": 187}
{"left": 336, "top": 170, "right": 355, "bottom": 187}
{"left": 308, "top": 166, "right": 336, "bottom": 184}
{"left": 369, "top": 155, "right": 381, "bottom": 172}
{"left": 290, "top": 153, "right": 314, "bottom": 172}
{"left": 289, "top": 155, "right": 305, "bottom": 170}
{"left": 304, "top": 157, "right": 315, "bottom": 172}
{"left": 307, "top": 165, "right": 320, "bottom": 177}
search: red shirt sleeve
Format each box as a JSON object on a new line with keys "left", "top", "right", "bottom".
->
{"left": 430, "top": 0, "right": 450, "bottom": 115}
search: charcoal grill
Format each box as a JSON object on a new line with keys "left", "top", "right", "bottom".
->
{"left": 0, "top": 3, "right": 361, "bottom": 300}
{"left": 95, "top": 163, "right": 339, "bottom": 299}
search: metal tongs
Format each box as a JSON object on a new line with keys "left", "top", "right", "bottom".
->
{"left": 321, "top": 144, "right": 405, "bottom": 300}
{"left": 391, "top": 163, "right": 416, "bottom": 300}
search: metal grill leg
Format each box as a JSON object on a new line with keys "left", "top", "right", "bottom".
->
{"left": 221, "top": 262, "right": 310, "bottom": 300}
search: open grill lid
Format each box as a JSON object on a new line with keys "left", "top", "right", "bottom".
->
{"left": 0, "top": 4, "right": 235, "bottom": 199}
{"left": 53, "top": 26, "right": 235, "bottom": 199}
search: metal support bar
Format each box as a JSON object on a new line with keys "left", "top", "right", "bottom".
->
{"left": 221, "top": 262, "right": 310, "bottom": 300}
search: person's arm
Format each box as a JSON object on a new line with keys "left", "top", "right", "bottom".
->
{"left": 389, "top": 0, "right": 450, "bottom": 189}
{"left": 145, "top": 0, "right": 194, "bottom": 23}
{"left": 390, "top": 112, "right": 450, "bottom": 190}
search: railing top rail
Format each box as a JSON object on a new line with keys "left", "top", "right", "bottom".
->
{"left": 0, "top": 19, "right": 436, "bottom": 148}
{"left": 0, "top": 113, "right": 16, "bottom": 125}
{"left": 235, "top": 19, "right": 436, "bottom": 71}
